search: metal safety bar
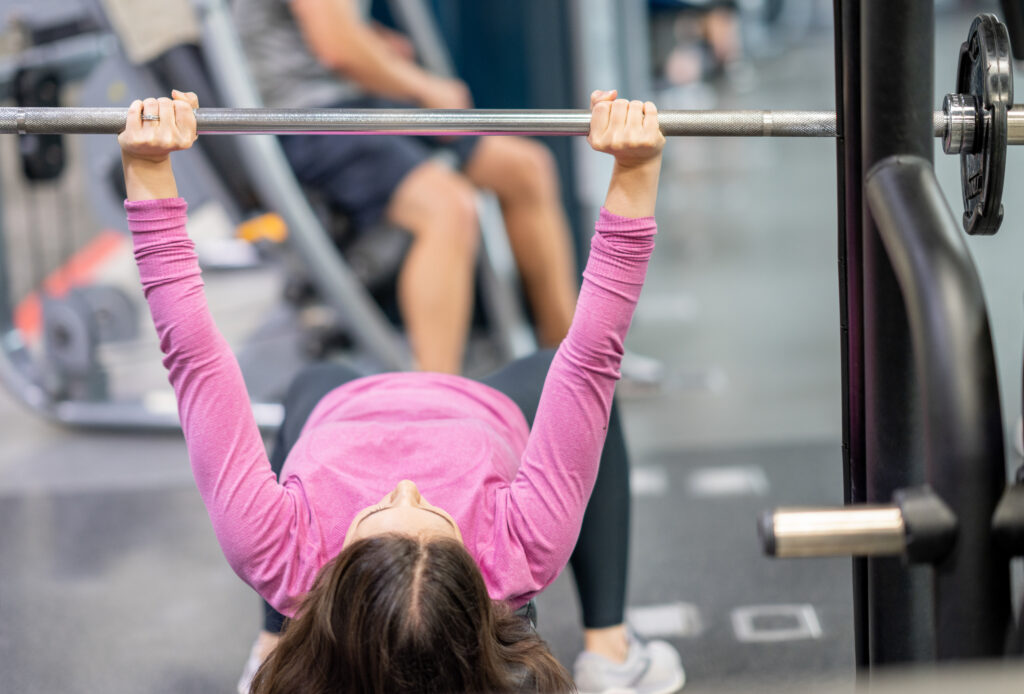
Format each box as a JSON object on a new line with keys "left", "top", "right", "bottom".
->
{"left": 760, "top": 488, "right": 957, "bottom": 563}
{"left": 0, "top": 105, "right": 1022, "bottom": 140}
{"left": 761, "top": 506, "right": 907, "bottom": 558}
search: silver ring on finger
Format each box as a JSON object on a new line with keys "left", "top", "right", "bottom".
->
{"left": 141, "top": 114, "right": 160, "bottom": 122}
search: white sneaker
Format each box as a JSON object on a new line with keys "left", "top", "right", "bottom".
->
{"left": 573, "top": 630, "right": 685, "bottom": 694}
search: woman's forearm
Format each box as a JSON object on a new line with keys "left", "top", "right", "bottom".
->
{"left": 127, "top": 200, "right": 307, "bottom": 610}
{"left": 508, "top": 96, "right": 664, "bottom": 588}
{"left": 122, "top": 156, "right": 179, "bottom": 202}
{"left": 603, "top": 158, "right": 662, "bottom": 218}
{"left": 117, "top": 94, "right": 312, "bottom": 607}
{"left": 508, "top": 209, "right": 656, "bottom": 589}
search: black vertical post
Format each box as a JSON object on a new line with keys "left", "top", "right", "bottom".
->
{"left": 860, "top": 1, "right": 934, "bottom": 664}
{"left": 833, "top": 0, "right": 868, "bottom": 670}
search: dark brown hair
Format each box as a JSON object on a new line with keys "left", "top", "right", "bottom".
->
{"left": 250, "top": 534, "right": 574, "bottom": 693}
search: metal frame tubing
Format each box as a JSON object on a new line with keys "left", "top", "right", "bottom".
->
{"left": 0, "top": 29, "right": 256, "bottom": 431}
{"left": 0, "top": 176, "right": 278, "bottom": 431}
{"left": 833, "top": 0, "right": 868, "bottom": 669}
{"left": 860, "top": 0, "right": 934, "bottom": 664}
{"left": 0, "top": 183, "right": 51, "bottom": 417}
{"left": 865, "top": 155, "right": 1010, "bottom": 659}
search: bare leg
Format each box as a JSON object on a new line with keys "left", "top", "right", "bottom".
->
{"left": 386, "top": 161, "right": 480, "bottom": 373}
{"left": 253, "top": 630, "right": 280, "bottom": 661}
{"left": 703, "top": 7, "right": 742, "bottom": 65}
{"left": 584, "top": 624, "right": 630, "bottom": 663}
{"left": 463, "top": 137, "right": 577, "bottom": 346}
{"left": 237, "top": 629, "right": 281, "bottom": 693}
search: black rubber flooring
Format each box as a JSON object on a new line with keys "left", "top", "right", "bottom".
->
{"left": 536, "top": 440, "right": 853, "bottom": 692}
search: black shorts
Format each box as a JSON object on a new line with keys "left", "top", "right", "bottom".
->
{"left": 278, "top": 96, "right": 481, "bottom": 233}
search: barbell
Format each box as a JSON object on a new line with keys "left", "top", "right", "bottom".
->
{"left": 0, "top": 106, "right": 839, "bottom": 137}
{"left": 0, "top": 104, "right": 1021, "bottom": 141}
{"left": 0, "top": 14, "right": 1014, "bottom": 233}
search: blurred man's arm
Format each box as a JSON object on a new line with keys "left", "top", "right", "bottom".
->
{"left": 290, "top": 0, "right": 470, "bottom": 108}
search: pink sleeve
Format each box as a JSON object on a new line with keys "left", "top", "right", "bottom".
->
{"left": 126, "top": 198, "right": 320, "bottom": 615}
{"left": 507, "top": 207, "right": 656, "bottom": 589}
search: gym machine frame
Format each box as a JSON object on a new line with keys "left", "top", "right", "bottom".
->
{"left": 760, "top": 2, "right": 1024, "bottom": 666}
{"left": 0, "top": 0, "right": 540, "bottom": 431}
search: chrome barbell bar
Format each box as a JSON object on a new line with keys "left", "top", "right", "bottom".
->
{"left": 1, "top": 104, "right": 1023, "bottom": 143}
{"left": 0, "top": 106, "right": 837, "bottom": 137}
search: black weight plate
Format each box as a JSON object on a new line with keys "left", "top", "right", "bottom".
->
{"left": 956, "top": 14, "right": 1012, "bottom": 235}
{"left": 14, "top": 69, "right": 66, "bottom": 181}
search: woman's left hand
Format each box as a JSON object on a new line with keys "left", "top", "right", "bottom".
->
{"left": 118, "top": 90, "right": 199, "bottom": 164}
{"left": 588, "top": 89, "right": 665, "bottom": 218}
{"left": 587, "top": 89, "right": 665, "bottom": 169}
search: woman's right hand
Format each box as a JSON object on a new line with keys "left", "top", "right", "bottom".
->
{"left": 119, "top": 90, "right": 198, "bottom": 201}
{"left": 118, "top": 90, "right": 199, "bottom": 164}
{"left": 587, "top": 89, "right": 665, "bottom": 168}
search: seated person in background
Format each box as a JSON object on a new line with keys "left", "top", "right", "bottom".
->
{"left": 233, "top": 0, "right": 580, "bottom": 374}
{"left": 120, "top": 89, "right": 685, "bottom": 694}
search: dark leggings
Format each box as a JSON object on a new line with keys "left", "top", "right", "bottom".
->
{"left": 262, "top": 349, "right": 630, "bottom": 632}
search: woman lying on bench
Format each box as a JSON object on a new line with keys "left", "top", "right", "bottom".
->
{"left": 119, "top": 88, "right": 682, "bottom": 693}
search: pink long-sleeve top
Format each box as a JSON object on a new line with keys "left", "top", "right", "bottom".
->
{"left": 127, "top": 198, "right": 655, "bottom": 617}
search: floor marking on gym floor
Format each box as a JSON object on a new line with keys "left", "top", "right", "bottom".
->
{"left": 627, "top": 602, "right": 704, "bottom": 638}
{"left": 731, "top": 604, "right": 823, "bottom": 643}
{"left": 631, "top": 466, "right": 669, "bottom": 497}
{"left": 686, "top": 465, "right": 769, "bottom": 497}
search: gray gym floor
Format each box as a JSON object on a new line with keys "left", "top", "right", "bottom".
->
{"left": 2, "top": 3, "right": 1022, "bottom": 693}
